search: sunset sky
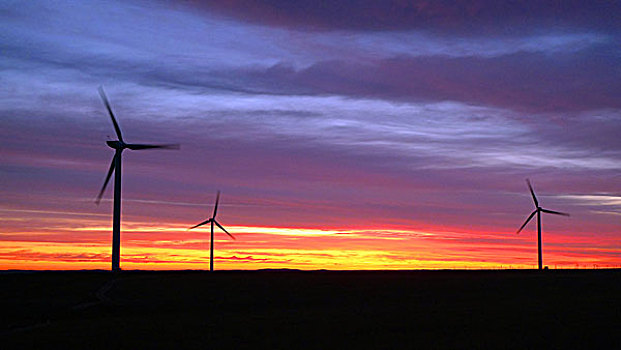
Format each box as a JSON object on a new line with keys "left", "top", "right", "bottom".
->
{"left": 1, "top": 0, "right": 620, "bottom": 270}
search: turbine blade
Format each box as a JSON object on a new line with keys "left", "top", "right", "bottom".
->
{"left": 541, "top": 208, "right": 570, "bottom": 217}
{"left": 212, "top": 191, "right": 220, "bottom": 218}
{"left": 517, "top": 210, "right": 537, "bottom": 234}
{"left": 95, "top": 154, "right": 116, "bottom": 205}
{"left": 98, "top": 87, "right": 124, "bottom": 142}
{"left": 526, "top": 179, "right": 539, "bottom": 207}
{"left": 126, "top": 143, "right": 180, "bottom": 150}
{"left": 214, "top": 220, "right": 235, "bottom": 240}
{"left": 188, "top": 218, "right": 211, "bottom": 230}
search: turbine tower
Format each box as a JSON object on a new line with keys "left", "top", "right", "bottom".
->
{"left": 189, "top": 191, "right": 235, "bottom": 271}
{"left": 95, "top": 87, "right": 179, "bottom": 272}
{"left": 516, "top": 179, "right": 569, "bottom": 270}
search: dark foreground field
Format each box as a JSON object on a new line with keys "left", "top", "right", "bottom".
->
{"left": 1, "top": 270, "right": 619, "bottom": 349}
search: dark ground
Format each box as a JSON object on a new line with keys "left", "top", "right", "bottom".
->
{"left": 1, "top": 269, "right": 619, "bottom": 349}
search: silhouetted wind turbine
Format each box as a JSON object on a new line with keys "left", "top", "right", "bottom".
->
{"left": 95, "top": 87, "right": 179, "bottom": 272}
{"left": 189, "top": 191, "right": 235, "bottom": 271}
{"left": 517, "top": 179, "right": 569, "bottom": 270}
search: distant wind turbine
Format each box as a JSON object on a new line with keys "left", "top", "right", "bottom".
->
{"left": 516, "top": 179, "right": 569, "bottom": 270}
{"left": 189, "top": 191, "right": 235, "bottom": 271}
{"left": 95, "top": 87, "right": 179, "bottom": 272}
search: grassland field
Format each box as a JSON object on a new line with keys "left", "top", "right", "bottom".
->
{"left": 1, "top": 269, "right": 619, "bottom": 349}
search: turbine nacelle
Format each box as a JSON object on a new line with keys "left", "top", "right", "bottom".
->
{"left": 106, "top": 140, "right": 179, "bottom": 151}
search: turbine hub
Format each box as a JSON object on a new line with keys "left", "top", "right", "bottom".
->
{"left": 106, "top": 140, "right": 125, "bottom": 149}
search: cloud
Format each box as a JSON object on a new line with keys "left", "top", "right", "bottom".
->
{"left": 3, "top": 0, "right": 619, "bottom": 116}
{"left": 210, "top": 45, "right": 621, "bottom": 113}
{"left": 191, "top": 0, "right": 621, "bottom": 36}
{"left": 219, "top": 255, "right": 271, "bottom": 262}
{"left": 0, "top": 250, "right": 109, "bottom": 263}
{"left": 556, "top": 194, "right": 621, "bottom": 216}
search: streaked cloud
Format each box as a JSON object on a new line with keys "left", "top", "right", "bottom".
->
{"left": 191, "top": 0, "right": 621, "bottom": 36}
{"left": 556, "top": 194, "right": 621, "bottom": 216}
{"left": 559, "top": 194, "right": 621, "bottom": 206}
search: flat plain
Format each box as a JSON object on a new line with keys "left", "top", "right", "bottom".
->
{"left": 1, "top": 270, "right": 619, "bottom": 349}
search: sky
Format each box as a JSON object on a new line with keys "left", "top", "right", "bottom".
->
{"left": 1, "top": 0, "right": 620, "bottom": 270}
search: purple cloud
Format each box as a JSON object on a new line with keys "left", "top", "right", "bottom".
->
{"left": 192, "top": 0, "right": 621, "bottom": 35}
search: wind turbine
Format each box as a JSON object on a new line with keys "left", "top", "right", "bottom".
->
{"left": 188, "top": 191, "right": 235, "bottom": 271}
{"left": 516, "top": 179, "right": 569, "bottom": 270}
{"left": 95, "top": 87, "right": 179, "bottom": 272}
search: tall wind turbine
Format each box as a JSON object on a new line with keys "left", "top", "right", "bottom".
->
{"left": 189, "top": 191, "right": 235, "bottom": 271}
{"left": 516, "top": 179, "right": 569, "bottom": 270}
{"left": 95, "top": 87, "right": 179, "bottom": 272}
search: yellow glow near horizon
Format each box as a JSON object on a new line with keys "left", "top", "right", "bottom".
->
{"left": 2, "top": 215, "right": 619, "bottom": 270}
{"left": 0, "top": 241, "right": 534, "bottom": 270}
